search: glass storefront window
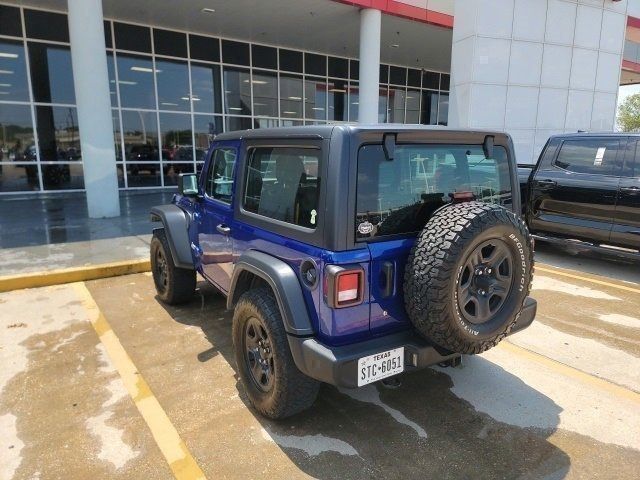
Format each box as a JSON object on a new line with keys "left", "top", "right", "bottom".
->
{"left": 193, "top": 115, "right": 222, "bottom": 158}
{"left": 438, "top": 93, "right": 449, "bottom": 126}
{"left": 28, "top": 43, "right": 75, "bottom": 104}
{"left": 24, "top": 10, "right": 69, "bottom": 43}
{"left": 254, "top": 117, "right": 279, "bottom": 128}
{"left": 107, "top": 52, "right": 117, "bottom": 107}
{"left": 225, "top": 116, "right": 252, "bottom": 132}
{"left": 223, "top": 67, "right": 251, "bottom": 115}
{"left": 305, "top": 53, "right": 326, "bottom": 76}
{"left": 328, "top": 79, "right": 347, "bottom": 121}
{"left": 388, "top": 87, "right": 406, "bottom": 123}
{"left": 190, "top": 63, "right": 222, "bottom": 114}
{"left": 189, "top": 35, "right": 219, "bottom": 63}
{"left": 0, "top": 104, "right": 35, "bottom": 162}
{"left": 222, "top": 40, "right": 250, "bottom": 66}
{"left": 280, "top": 74, "right": 303, "bottom": 119}
{"left": 422, "top": 71, "right": 439, "bottom": 90}
{"left": 279, "top": 49, "right": 302, "bottom": 73}
{"left": 406, "top": 89, "right": 420, "bottom": 124}
{"left": 117, "top": 54, "right": 157, "bottom": 110}
{"left": 0, "top": 5, "right": 22, "bottom": 38}
{"left": 35, "top": 106, "right": 80, "bottom": 162}
{"left": 112, "top": 109, "right": 122, "bottom": 161}
{"left": 153, "top": 29, "right": 187, "bottom": 58}
{"left": 155, "top": 59, "right": 190, "bottom": 112}
{"left": 328, "top": 57, "right": 348, "bottom": 79}
{"left": 122, "top": 110, "right": 159, "bottom": 187}
{"left": 114, "top": 22, "right": 151, "bottom": 53}
{"left": 0, "top": 40, "right": 30, "bottom": 102}
{"left": 348, "top": 83, "right": 359, "bottom": 122}
{"left": 252, "top": 70, "right": 278, "bottom": 117}
{"left": 304, "top": 77, "right": 327, "bottom": 120}
{"left": 378, "top": 85, "right": 388, "bottom": 123}
{"left": 420, "top": 90, "right": 439, "bottom": 125}
{"left": 160, "top": 112, "right": 194, "bottom": 186}
{"left": 252, "top": 45, "right": 277, "bottom": 70}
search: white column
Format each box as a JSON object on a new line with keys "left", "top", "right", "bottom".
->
{"left": 449, "top": 0, "right": 628, "bottom": 164}
{"left": 358, "top": 8, "right": 382, "bottom": 124}
{"left": 68, "top": 0, "right": 120, "bottom": 218}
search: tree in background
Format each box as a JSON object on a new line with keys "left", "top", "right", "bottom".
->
{"left": 618, "top": 93, "right": 640, "bottom": 132}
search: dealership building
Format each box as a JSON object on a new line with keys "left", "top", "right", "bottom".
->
{"left": 0, "top": 0, "right": 639, "bottom": 217}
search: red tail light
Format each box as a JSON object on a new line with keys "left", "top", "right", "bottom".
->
{"left": 324, "top": 265, "right": 364, "bottom": 308}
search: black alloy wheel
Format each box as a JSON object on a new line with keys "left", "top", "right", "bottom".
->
{"left": 243, "top": 316, "right": 275, "bottom": 392}
{"left": 457, "top": 239, "right": 513, "bottom": 325}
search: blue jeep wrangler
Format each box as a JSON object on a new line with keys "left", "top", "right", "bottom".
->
{"left": 150, "top": 126, "right": 536, "bottom": 419}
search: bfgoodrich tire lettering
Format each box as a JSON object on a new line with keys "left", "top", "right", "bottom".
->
{"left": 404, "top": 202, "right": 534, "bottom": 354}
{"left": 232, "top": 288, "right": 320, "bottom": 419}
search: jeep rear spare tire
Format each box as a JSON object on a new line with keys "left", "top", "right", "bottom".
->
{"left": 404, "top": 201, "right": 533, "bottom": 354}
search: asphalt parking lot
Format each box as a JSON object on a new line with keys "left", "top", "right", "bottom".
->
{"left": 1, "top": 249, "right": 639, "bottom": 480}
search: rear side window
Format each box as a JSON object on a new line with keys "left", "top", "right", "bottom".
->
{"left": 356, "top": 144, "right": 512, "bottom": 240}
{"left": 554, "top": 139, "right": 621, "bottom": 176}
{"left": 205, "top": 148, "right": 236, "bottom": 203}
{"left": 243, "top": 147, "right": 321, "bottom": 229}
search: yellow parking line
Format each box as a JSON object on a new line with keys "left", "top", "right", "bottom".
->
{"left": 73, "top": 282, "right": 207, "bottom": 480}
{"left": 500, "top": 341, "right": 640, "bottom": 404}
{"left": 536, "top": 265, "right": 640, "bottom": 295}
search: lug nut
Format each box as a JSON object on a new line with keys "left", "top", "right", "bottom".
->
{"left": 479, "top": 289, "right": 486, "bottom": 296}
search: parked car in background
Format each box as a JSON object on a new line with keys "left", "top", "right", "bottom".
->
{"left": 520, "top": 133, "right": 640, "bottom": 258}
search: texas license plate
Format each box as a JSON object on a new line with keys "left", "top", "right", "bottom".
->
{"left": 357, "top": 347, "right": 404, "bottom": 387}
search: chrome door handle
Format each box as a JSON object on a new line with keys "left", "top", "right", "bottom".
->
{"left": 216, "top": 224, "right": 231, "bottom": 235}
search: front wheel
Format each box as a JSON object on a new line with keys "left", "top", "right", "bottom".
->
{"left": 232, "top": 288, "right": 320, "bottom": 419}
{"left": 150, "top": 229, "right": 196, "bottom": 305}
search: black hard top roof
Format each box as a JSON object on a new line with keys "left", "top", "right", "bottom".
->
{"left": 213, "top": 124, "right": 509, "bottom": 141}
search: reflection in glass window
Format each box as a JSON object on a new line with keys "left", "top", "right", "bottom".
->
{"left": 193, "top": 115, "right": 222, "bottom": 159}
{"left": 252, "top": 71, "right": 278, "bottom": 117}
{"left": 35, "top": 106, "right": 80, "bottom": 162}
{"left": 153, "top": 29, "right": 187, "bottom": 58}
{"left": 0, "top": 104, "right": 35, "bottom": 162}
{"left": 304, "top": 77, "right": 327, "bottom": 120}
{"left": 222, "top": 40, "right": 250, "bottom": 66}
{"left": 378, "top": 85, "right": 388, "bottom": 123}
{"left": 155, "top": 59, "right": 190, "bottom": 111}
{"left": 28, "top": 43, "right": 75, "bottom": 104}
{"left": 305, "top": 53, "right": 326, "bottom": 76}
{"left": 280, "top": 75, "right": 303, "bottom": 119}
{"left": 122, "top": 109, "right": 159, "bottom": 187}
{"left": 327, "top": 79, "right": 347, "bottom": 121}
{"left": 114, "top": 22, "right": 151, "bottom": 53}
{"left": 117, "top": 54, "right": 156, "bottom": 110}
{"left": 223, "top": 67, "right": 251, "bottom": 115}
{"left": 0, "top": 40, "right": 29, "bottom": 102}
{"left": 107, "top": 52, "right": 117, "bottom": 107}
{"left": 254, "top": 118, "right": 279, "bottom": 128}
{"left": 42, "top": 162, "right": 84, "bottom": 190}
{"left": 159, "top": 113, "right": 192, "bottom": 162}
{"left": 348, "top": 83, "right": 359, "bottom": 122}
{"left": 205, "top": 148, "right": 236, "bottom": 203}
{"left": 388, "top": 87, "right": 405, "bottom": 123}
{"left": 406, "top": 89, "right": 420, "bottom": 124}
{"left": 421, "top": 91, "right": 439, "bottom": 125}
{"left": 190, "top": 63, "right": 222, "bottom": 113}
{"left": 328, "top": 57, "right": 348, "bottom": 79}
{"left": 24, "top": 9, "right": 69, "bottom": 43}
{"left": 279, "top": 49, "right": 302, "bottom": 73}
{"left": 0, "top": 163, "right": 40, "bottom": 192}
{"left": 112, "top": 109, "right": 122, "bottom": 161}
{"left": 438, "top": 94, "right": 449, "bottom": 126}
{"left": 252, "top": 45, "right": 277, "bottom": 70}
{"left": 225, "top": 116, "right": 252, "bottom": 132}
{"left": 189, "top": 35, "right": 219, "bottom": 63}
{"left": 0, "top": 5, "right": 22, "bottom": 38}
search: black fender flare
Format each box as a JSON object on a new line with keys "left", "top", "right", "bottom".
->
{"left": 227, "top": 250, "right": 314, "bottom": 336}
{"left": 150, "top": 205, "right": 194, "bottom": 269}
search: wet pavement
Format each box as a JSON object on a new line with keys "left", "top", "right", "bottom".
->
{"left": 0, "top": 190, "right": 172, "bottom": 249}
{"left": 1, "top": 258, "right": 639, "bottom": 479}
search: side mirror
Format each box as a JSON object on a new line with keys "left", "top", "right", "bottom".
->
{"left": 178, "top": 173, "right": 199, "bottom": 197}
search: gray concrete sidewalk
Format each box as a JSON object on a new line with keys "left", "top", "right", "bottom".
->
{"left": 0, "top": 190, "right": 170, "bottom": 276}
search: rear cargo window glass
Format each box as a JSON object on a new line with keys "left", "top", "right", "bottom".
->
{"left": 555, "top": 139, "right": 621, "bottom": 176}
{"left": 356, "top": 144, "right": 511, "bottom": 239}
{"left": 243, "top": 147, "right": 321, "bottom": 229}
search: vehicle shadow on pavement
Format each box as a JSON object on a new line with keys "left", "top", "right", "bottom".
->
{"left": 160, "top": 281, "right": 572, "bottom": 480}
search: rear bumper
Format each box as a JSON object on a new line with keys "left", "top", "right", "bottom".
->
{"left": 288, "top": 296, "right": 537, "bottom": 388}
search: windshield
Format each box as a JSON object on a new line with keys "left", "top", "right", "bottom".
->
{"left": 356, "top": 143, "right": 512, "bottom": 240}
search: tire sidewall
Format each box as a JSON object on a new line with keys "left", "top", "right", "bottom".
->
{"left": 150, "top": 235, "right": 170, "bottom": 298}
{"left": 449, "top": 222, "right": 531, "bottom": 340}
{"left": 232, "top": 298, "right": 278, "bottom": 412}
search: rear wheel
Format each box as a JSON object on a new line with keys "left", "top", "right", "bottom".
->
{"left": 150, "top": 229, "right": 196, "bottom": 305}
{"left": 232, "top": 288, "right": 320, "bottom": 419}
{"left": 404, "top": 202, "right": 534, "bottom": 354}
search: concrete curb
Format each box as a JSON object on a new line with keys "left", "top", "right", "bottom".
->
{"left": 0, "top": 259, "right": 151, "bottom": 293}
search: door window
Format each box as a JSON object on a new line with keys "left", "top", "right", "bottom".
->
{"left": 554, "top": 139, "right": 621, "bottom": 176}
{"left": 205, "top": 148, "right": 236, "bottom": 204}
{"left": 243, "top": 147, "right": 321, "bottom": 229}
